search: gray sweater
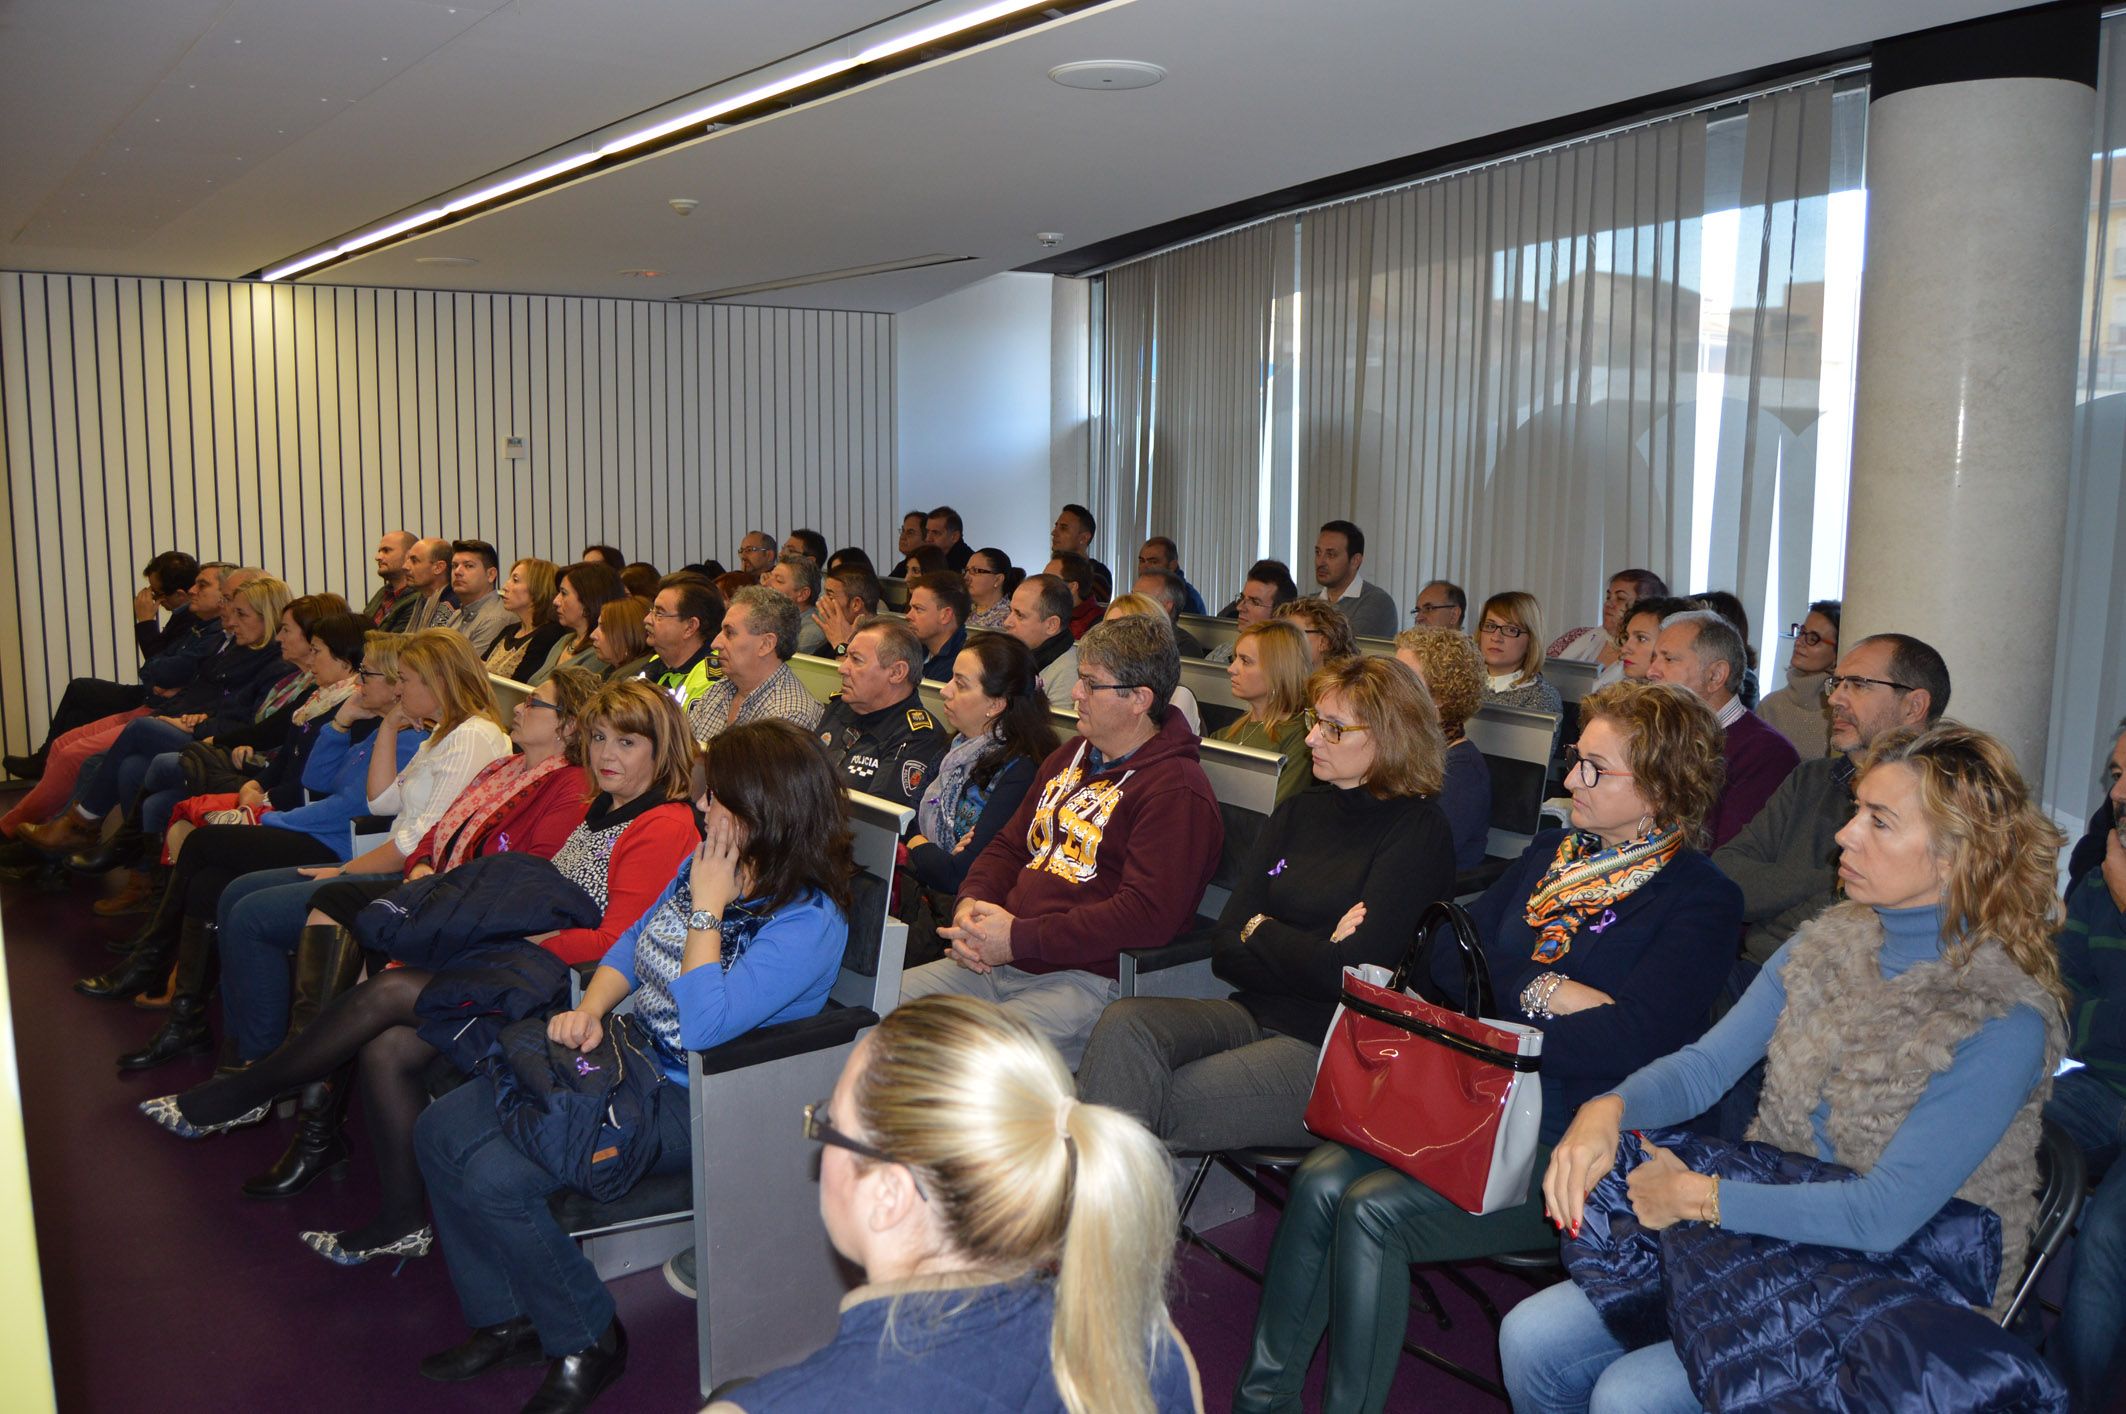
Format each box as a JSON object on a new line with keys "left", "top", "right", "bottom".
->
{"left": 1710, "top": 753, "right": 1853, "bottom": 963}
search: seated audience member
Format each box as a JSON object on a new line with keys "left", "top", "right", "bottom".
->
{"left": 816, "top": 618, "right": 951, "bottom": 807}
{"left": 639, "top": 573, "right": 724, "bottom": 705}
{"left": 619, "top": 561, "right": 661, "bottom": 600}
{"left": 1474, "top": 590, "right": 1564, "bottom": 715}
{"left": 2047, "top": 723, "right": 2126, "bottom": 1407}
{"left": 1394, "top": 626, "right": 1493, "bottom": 871}
{"left": 897, "top": 616, "right": 1222, "bottom": 1066}
{"left": 1504, "top": 723, "right": 2068, "bottom": 1412}
{"left": 1693, "top": 588, "right": 1762, "bottom": 708}
{"left": 1207, "top": 560, "right": 1300, "bottom": 663}
{"left": 1133, "top": 569, "right": 1206, "bottom": 658}
{"left": 902, "top": 543, "right": 949, "bottom": 580}
{"left": 5, "top": 553, "right": 215, "bottom": 780}
{"left": 711, "top": 995, "right": 1202, "bottom": 1414}
{"left": 687, "top": 586, "right": 823, "bottom": 740}
{"left": 905, "top": 571, "right": 971, "bottom": 682}
{"left": 1077, "top": 655, "right": 1456, "bottom": 1153}
{"left": 1548, "top": 567, "right": 1668, "bottom": 664}
{"left": 387, "top": 538, "right": 454, "bottom": 633}
{"left": 1137, "top": 536, "right": 1208, "bottom": 616}
{"left": 1050, "top": 502, "right": 1113, "bottom": 602}
{"left": 1410, "top": 578, "right": 1466, "bottom": 629}
{"left": 531, "top": 562, "right": 627, "bottom": 685}
{"left": 963, "top": 547, "right": 1016, "bottom": 632}
{"left": 826, "top": 545, "right": 874, "bottom": 576}
{"left": 1103, "top": 597, "right": 1201, "bottom": 734}
{"left": 10, "top": 573, "right": 289, "bottom": 852}
{"left": 713, "top": 569, "right": 756, "bottom": 603}
{"left": 902, "top": 634, "right": 1061, "bottom": 910}
{"left": 1004, "top": 573, "right": 1080, "bottom": 700}
{"left": 1647, "top": 608, "right": 1799, "bottom": 849}
{"left": 1309, "top": 520, "right": 1398, "bottom": 639}
{"left": 783, "top": 527, "right": 828, "bottom": 566}
{"left": 1757, "top": 600, "right": 1840, "bottom": 757}
{"left": 766, "top": 552, "right": 829, "bottom": 656}
{"left": 481, "top": 558, "right": 567, "bottom": 683}
{"left": 411, "top": 718, "right": 850, "bottom": 1406}
{"left": 683, "top": 558, "right": 727, "bottom": 580}
{"left": 1614, "top": 593, "right": 1695, "bottom": 685}
{"left": 1218, "top": 620, "right": 1315, "bottom": 804}
{"left": 1276, "top": 597, "right": 1357, "bottom": 668}
{"left": 1713, "top": 632, "right": 1949, "bottom": 968}
{"left": 145, "top": 681, "right": 701, "bottom": 1261}
{"left": 737, "top": 531, "right": 778, "bottom": 580}
{"left": 1046, "top": 551, "right": 1105, "bottom": 640}
{"left": 889, "top": 510, "right": 927, "bottom": 579}
{"left": 579, "top": 544, "right": 625, "bottom": 572}
{"left": 923, "top": 504, "right": 974, "bottom": 571}
{"left": 591, "top": 597, "right": 656, "bottom": 681}
{"left": 362, "top": 533, "right": 418, "bottom": 627}
{"left": 77, "top": 625, "right": 419, "bottom": 1002}
{"left": 1238, "top": 680, "right": 1739, "bottom": 1413}
{"left": 443, "top": 540, "right": 515, "bottom": 655}
{"left": 814, "top": 562, "right": 885, "bottom": 656}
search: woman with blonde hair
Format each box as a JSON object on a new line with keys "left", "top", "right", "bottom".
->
{"left": 716, "top": 994, "right": 1203, "bottom": 1414}
{"left": 591, "top": 595, "right": 657, "bottom": 680}
{"left": 1504, "top": 721, "right": 2069, "bottom": 1411}
{"left": 1218, "top": 618, "right": 1315, "bottom": 803}
{"left": 1104, "top": 594, "right": 1202, "bottom": 733}
{"left": 1237, "top": 679, "right": 1740, "bottom": 1413}
{"left": 483, "top": 556, "right": 568, "bottom": 683}
{"left": 1078, "top": 655, "right": 1458, "bottom": 1157}
{"left": 1394, "top": 625, "right": 1493, "bottom": 870}
{"left": 1475, "top": 590, "right": 1562, "bottom": 715}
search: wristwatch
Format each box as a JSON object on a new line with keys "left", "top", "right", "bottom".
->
{"left": 686, "top": 908, "right": 721, "bottom": 932}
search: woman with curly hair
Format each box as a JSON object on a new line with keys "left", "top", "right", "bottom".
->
{"left": 1394, "top": 625, "right": 1493, "bottom": 870}
{"left": 1505, "top": 721, "right": 2069, "bottom": 1412}
{"left": 1275, "top": 597, "right": 1357, "bottom": 667}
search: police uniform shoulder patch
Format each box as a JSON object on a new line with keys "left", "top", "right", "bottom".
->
{"left": 905, "top": 708, "right": 934, "bottom": 733}
{"left": 901, "top": 759, "right": 928, "bottom": 796}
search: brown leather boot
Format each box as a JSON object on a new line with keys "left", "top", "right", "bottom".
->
{"left": 94, "top": 867, "right": 163, "bottom": 917}
{"left": 18, "top": 811, "right": 96, "bottom": 854}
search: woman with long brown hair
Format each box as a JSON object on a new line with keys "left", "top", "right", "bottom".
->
{"left": 1505, "top": 721, "right": 2068, "bottom": 1411}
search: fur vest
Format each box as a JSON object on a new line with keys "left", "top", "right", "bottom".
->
{"left": 1747, "top": 901, "right": 2065, "bottom": 1315}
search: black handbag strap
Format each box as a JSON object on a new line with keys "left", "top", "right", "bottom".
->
{"left": 1390, "top": 899, "right": 1496, "bottom": 1018}
{"left": 1336, "top": 986, "right": 1541, "bottom": 1072}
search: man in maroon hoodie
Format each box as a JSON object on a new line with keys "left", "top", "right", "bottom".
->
{"left": 897, "top": 616, "right": 1223, "bottom": 1066}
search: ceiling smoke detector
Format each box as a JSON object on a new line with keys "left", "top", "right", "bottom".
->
{"left": 1047, "top": 60, "right": 1166, "bottom": 91}
{"left": 1036, "top": 232, "right": 1064, "bottom": 248}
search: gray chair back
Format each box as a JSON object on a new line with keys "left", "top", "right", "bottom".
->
{"left": 837, "top": 789, "right": 912, "bottom": 1014}
{"left": 488, "top": 673, "right": 533, "bottom": 719}
{"left": 1464, "top": 704, "right": 1560, "bottom": 860}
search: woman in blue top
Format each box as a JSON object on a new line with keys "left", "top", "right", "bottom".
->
{"left": 1503, "top": 721, "right": 2068, "bottom": 1412}
{"left": 412, "top": 716, "right": 853, "bottom": 1413}
{"left": 714, "top": 994, "right": 1203, "bottom": 1414}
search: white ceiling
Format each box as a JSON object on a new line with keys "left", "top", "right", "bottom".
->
{"left": 2, "top": 0, "right": 2026, "bottom": 312}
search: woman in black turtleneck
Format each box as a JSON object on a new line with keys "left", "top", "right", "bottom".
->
{"left": 1074, "top": 653, "right": 1456, "bottom": 1152}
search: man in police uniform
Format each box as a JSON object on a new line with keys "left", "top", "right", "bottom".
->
{"left": 814, "top": 618, "right": 949, "bottom": 807}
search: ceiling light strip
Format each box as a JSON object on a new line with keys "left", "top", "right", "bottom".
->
{"left": 255, "top": 0, "right": 1108, "bottom": 282}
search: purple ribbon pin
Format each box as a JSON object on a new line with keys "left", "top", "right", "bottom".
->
{"left": 1268, "top": 858, "right": 1288, "bottom": 876}
{"left": 1589, "top": 908, "right": 1619, "bottom": 934}
{"left": 574, "top": 1056, "right": 602, "bottom": 1076}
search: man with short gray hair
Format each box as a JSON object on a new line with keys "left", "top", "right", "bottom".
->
{"left": 813, "top": 617, "right": 949, "bottom": 806}
{"left": 1132, "top": 569, "right": 1206, "bottom": 659}
{"left": 1648, "top": 608, "right": 1798, "bottom": 848}
{"left": 895, "top": 614, "right": 1222, "bottom": 1066}
{"left": 766, "top": 552, "right": 829, "bottom": 656}
{"left": 687, "top": 586, "right": 821, "bottom": 741}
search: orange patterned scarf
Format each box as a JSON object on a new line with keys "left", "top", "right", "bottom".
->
{"left": 1523, "top": 828, "right": 1681, "bottom": 964}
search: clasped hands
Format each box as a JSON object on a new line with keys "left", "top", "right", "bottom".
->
{"left": 1541, "top": 1096, "right": 1717, "bottom": 1235}
{"left": 939, "top": 898, "right": 1016, "bottom": 972}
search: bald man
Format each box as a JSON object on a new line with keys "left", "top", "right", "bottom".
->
{"left": 362, "top": 530, "right": 418, "bottom": 626}
{"left": 383, "top": 536, "right": 454, "bottom": 633}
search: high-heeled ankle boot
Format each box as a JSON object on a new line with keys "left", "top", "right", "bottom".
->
{"left": 76, "top": 904, "right": 183, "bottom": 1001}
{"left": 244, "top": 1066, "right": 353, "bottom": 1197}
{"left": 117, "top": 920, "right": 218, "bottom": 1071}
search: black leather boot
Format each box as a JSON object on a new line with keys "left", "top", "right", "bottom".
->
{"left": 76, "top": 908, "right": 182, "bottom": 1000}
{"left": 67, "top": 811, "right": 146, "bottom": 874}
{"left": 419, "top": 1317, "right": 545, "bottom": 1382}
{"left": 522, "top": 1317, "right": 627, "bottom": 1414}
{"left": 243, "top": 1068, "right": 352, "bottom": 1197}
{"left": 116, "top": 920, "right": 217, "bottom": 1070}
{"left": 285, "top": 924, "right": 367, "bottom": 1038}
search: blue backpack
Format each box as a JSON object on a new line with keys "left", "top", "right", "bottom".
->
{"left": 486, "top": 1013, "right": 669, "bottom": 1201}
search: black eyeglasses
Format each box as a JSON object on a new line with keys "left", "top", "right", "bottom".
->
{"left": 1783, "top": 624, "right": 1836, "bottom": 649}
{"left": 1562, "top": 747, "right": 1633, "bottom": 788}
{"left": 1075, "top": 676, "right": 1140, "bottom": 696}
{"left": 518, "top": 697, "right": 563, "bottom": 714}
{"left": 1478, "top": 619, "right": 1528, "bottom": 639}
{"left": 356, "top": 667, "right": 392, "bottom": 681}
{"left": 1822, "top": 674, "right": 1915, "bottom": 699}
{"left": 803, "top": 1101, "right": 927, "bottom": 1201}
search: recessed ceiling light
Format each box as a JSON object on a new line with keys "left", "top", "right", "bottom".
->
{"left": 414, "top": 255, "right": 480, "bottom": 267}
{"left": 618, "top": 269, "right": 664, "bottom": 278}
{"left": 1048, "top": 60, "right": 1166, "bottom": 90}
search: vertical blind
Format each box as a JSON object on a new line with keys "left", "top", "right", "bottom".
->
{"left": 1091, "top": 75, "right": 1866, "bottom": 675}
{"left": 0, "top": 274, "right": 896, "bottom": 755}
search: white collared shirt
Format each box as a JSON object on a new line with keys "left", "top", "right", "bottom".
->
{"left": 1324, "top": 571, "right": 1367, "bottom": 605}
{"left": 1713, "top": 694, "right": 1746, "bottom": 728}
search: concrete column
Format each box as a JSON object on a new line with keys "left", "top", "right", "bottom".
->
{"left": 1842, "top": 4, "right": 2098, "bottom": 779}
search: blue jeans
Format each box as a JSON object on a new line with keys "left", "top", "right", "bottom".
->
{"left": 78, "top": 716, "right": 194, "bottom": 816}
{"left": 216, "top": 866, "right": 397, "bottom": 1060}
{"left": 1499, "top": 1279, "right": 1698, "bottom": 1413}
{"left": 2045, "top": 1070, "right": 2126, "bottom": 1407}
{"left": 415, "top": 1068, "right": 690, "bottom": 1356}
{"left": 139, "top": 750, "right": 192, "bottom": 837}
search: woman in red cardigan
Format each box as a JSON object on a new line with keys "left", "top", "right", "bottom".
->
{"left": 142, "top": 681, "right": 701, "bottom": 1267}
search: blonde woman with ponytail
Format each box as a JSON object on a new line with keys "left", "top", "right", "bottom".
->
{"left": 714, "top": 994, "right": 1204, "bottom": 1414}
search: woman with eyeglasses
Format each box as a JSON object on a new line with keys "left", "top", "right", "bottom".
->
{"left": 964, "top": 546, "right": 1018, "bottom": 631}
{"left": 1217, "top": 619, "right": 1315, "bottom": 804}
{"left": 1475, "top": 590, "right": 1564, "bottom": 716}
{"left": 1077, "top": 655, "right": 1457, "bottom": 1159}
{"left": 1756, "top": 599, "right": 1841, "bottom": 759}
{"left": 411, "top": 717, "right": 850, "bottom": 1409}
{"left": 1236, "top": 679, "right": 1740, "bottom": 1414}
{"left": 713, "top": 995, "right": 1203, "bottom": 1414}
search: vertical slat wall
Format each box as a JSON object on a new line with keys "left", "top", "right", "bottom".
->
{"left": 0, "top": 273, "right": 895, "bottom": 754}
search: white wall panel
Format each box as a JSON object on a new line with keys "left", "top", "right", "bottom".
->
{"left": 0, "top": 271, "right": 895, "bottom": 753}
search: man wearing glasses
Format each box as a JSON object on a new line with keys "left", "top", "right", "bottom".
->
{"left": 638, "top": 573, "right": 725, "bottom": 710}
{"left": 895, "top": 616, "right": 1222, "bottom": 1066}
{"left": 1411, "top": 580, "right": 1466, "bottom": 630}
